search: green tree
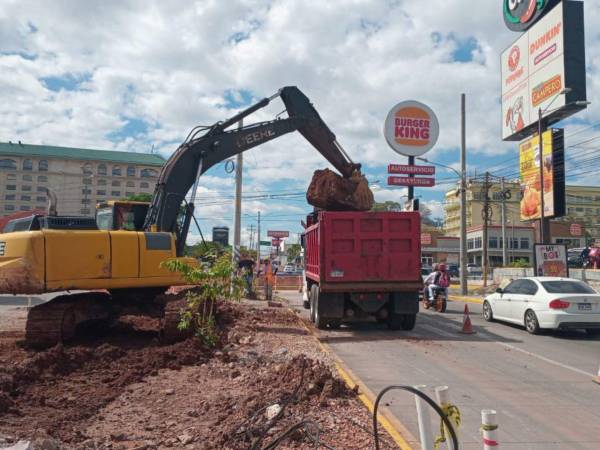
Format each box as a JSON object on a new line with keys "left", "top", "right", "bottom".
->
{"left": 125, "top": 193, "right": 153, "bottom": 203}
{"left": 372, "top": 201, "right": 402, "bottom": 212}
{"left": 287, "top": 243, "right": 301, "bottom": 261}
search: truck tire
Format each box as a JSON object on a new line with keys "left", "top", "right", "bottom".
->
{"left": 387, "top": 312, "right": 403, "bottom": 330}
{"left": 388, "top": 313, "right": 417, "bottom": 331}
{"left": 401, "top": 313, "right": 417, "bottom": 330}
{"left": 309, "top": 285, "right": 318, "bottom": 323}
{"left": 314, "top": 290, "right": 327, "bottom": 330}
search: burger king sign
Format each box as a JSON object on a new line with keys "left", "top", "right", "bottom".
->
{"left": 384, "top": 101, "right": 439, "bottom": 157}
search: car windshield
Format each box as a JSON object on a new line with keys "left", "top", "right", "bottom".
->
{"left": 541, "top": 281, "right": 597, "bottom": 294}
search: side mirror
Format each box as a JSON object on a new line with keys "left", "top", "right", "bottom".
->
{"left": 495, "top": 288, "right": 503, "bottom": 294}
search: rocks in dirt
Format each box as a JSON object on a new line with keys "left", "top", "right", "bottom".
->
{"left": 177, "top": 433, "right": 194, "bottom": 445}
{"left": 32, "top": 438, "right": 60, "bottom": 450}
{"left": 265, "top": 404, "right": 282, "bottom": 420}
{"left": 306, "top": 168, "right": 374, "bottom": 211}
{"left": 238, "top": 336, "right": 252, "bottom": 345}
{"left": 162, "top": 388, "right": 175, "bottom": 396}
{"left": 0, "top": 392, "right": 14, "bottom": 414}
{"left": 276, "top": 347, "right": 289, "bottom": 356}
{"left": 1, "top": 441, "right": 33, "bottom": 450}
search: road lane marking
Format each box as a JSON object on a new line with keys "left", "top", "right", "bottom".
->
{"left": 449, "top": 295, "right": 483, "bottom": 304}
{"left": 495, "top": 341, "right": 596, "bottom": 378}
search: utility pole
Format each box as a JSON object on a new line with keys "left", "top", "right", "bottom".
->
{"left": 482, "top": 172, "right": 491, "bottom": 288}
{"left": 232, "top": 120, "right": 243, "bottom": 269}
{"left": 538, "top": 107, "right": 547, "bottom": 244}
{"left": 256, "top": 211, "right": 261, "bottom": 274}
{"left": 501, "top": 177, "right": 508, "bottom": 266}
{"left": 459, "top": 94, "right": 468, "bottom": 296}
{"left": 248, "top": 224, "right": 255, "bottom": 252}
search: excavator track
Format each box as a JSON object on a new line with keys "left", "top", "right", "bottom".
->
{"left": 25, "top": 292, "right": 113, "bottom": 349}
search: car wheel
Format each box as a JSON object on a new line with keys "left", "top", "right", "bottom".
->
{"left": 482, "top": 301, "right": 494, "bottom": 322}
{"left": 524, "top": 309, "right": 541, "bottom": 335}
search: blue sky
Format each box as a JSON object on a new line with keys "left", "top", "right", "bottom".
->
{"left": 1, "top": 0, "right": 599, "bottom": 248}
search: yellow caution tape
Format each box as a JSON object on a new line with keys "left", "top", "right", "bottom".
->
{"left": 434, "top": 403, "right": 461, "bottom": 450}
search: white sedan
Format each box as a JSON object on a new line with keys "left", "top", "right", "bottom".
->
{"left": 483, "top": 277, "right": 600, "bottom": 335}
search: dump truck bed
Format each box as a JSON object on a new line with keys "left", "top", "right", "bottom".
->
{"left": 305, "top": 211, "right": 421, "bottom": 292}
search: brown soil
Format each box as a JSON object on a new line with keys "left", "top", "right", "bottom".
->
{"left": 0, "top": 297, "right": 397, "bottom": 450}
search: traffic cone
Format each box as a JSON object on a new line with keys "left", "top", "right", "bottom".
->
{"left": 459, "top": 304, "right": 476, "bottom": 334}
{"left": 593, "top": 365, "right": 600, "bottom": 385}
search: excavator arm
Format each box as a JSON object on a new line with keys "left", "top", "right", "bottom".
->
{"left": 143, "top": 86, "right": 362, "bottom": 256}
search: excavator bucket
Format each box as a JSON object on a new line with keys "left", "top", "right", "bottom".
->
{"left": 306, "top": 169, "right": 374, "bottom": 211}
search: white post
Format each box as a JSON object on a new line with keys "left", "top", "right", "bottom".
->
{"left": 481, "top": 409, "right": 499, "bottom": 450}
{"left": 414, "top": 385, "right": 434, "bottom": 450}
{"left": 435, "top": 386, "right": 456, "bottom": 450}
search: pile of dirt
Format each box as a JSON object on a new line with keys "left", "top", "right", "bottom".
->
{"left": 307, "top": 169, "right": 374, "bottom": 211}
{"left": 0, "top": 300, "right": 396, "bottom": 449}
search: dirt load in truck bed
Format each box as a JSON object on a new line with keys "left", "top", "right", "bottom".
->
{"left": 0, "top": 295, "right": 396, "bottom": 449}
{"left": 307, "top": 169, "right": 374, "bottom": 211}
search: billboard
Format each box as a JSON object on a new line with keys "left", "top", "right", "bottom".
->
{"left": 212, "top": 226, "right": 229, "bottom": 247}
{"left": 388, "top": 164, "right": 435, "bottom": 175}
{"left": 501, "top": 1, "right": 586, "bottom": 141}
{"left": 519, "top": 128, "right": 565, "bottom": 221}
{"left": 384, "top": 101, "right": 439, "bottom": 157}
{"left": 503, "top": 0, "right": 562, "bottom": 32}
{"left": 388, "top": 176, "right": 435, "bottom": 187}
{"left": 267, "top": 230, "right": 289, "bottom": 238}
{"left": 533, "top": 244, "right": 568, "bottom": 277}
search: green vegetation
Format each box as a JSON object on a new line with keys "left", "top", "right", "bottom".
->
{"left": 508, "top": 259, "right": 530, "bottom": 268}
{"left": 161, "top": 254, "right": 243, "bottom": 346}
{"left": 125, "top": 193, "right": 153, "bottom": 202}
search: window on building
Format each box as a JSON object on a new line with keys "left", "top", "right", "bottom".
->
{"left": 5, "top": 194, "right": 15, "bottom": 200}
{"left": 82, "top": 163, "right": 93, "bottom": 175}
{"left": 97, "top": 190, "right": 106, "bottom": 196}
{"left": 22, "top": 185, "right": 32, "bottom": 191}
{"left": 6, "top": 185, "right": 16, "bottom": 191}
{"left": 520, "top": 238, "right": 529, "bottom": 249}
{"left": 6, "top": 173, "right": 16, "bottom": 180}
{"left": 576, "top": 207, "right": 584, "bottom": 213}
{"left": 127, "top": 166, "right": 136, "bottom": 177}
{"left": 97, "top": 179, "right": 107, "bottom": 186}
{"left": 125, "top": 192, "right": 134, "bottom": 197}
{"left": 22, "top": 174, "right": 32, "bottom": 181}
{"left": 81, "top": 199, "right": 90, "bottom": 205}
{"left": 38, "top": 160, "right": 48, "bottom": 171}
{"left": 37, "top": 186, "right": 46, "bottom": 192}
{"left": 82, "top": 188, "right": 92, "bottom": 195}
{"left": 83, "top": 178, "right": 93, "bottom": 185}
{"left": 467, "top": 239, "right": 474, "bottom": 250}
{"left": 37, "top": 175, "right": 48, "bottom": 182}
{"left": 474, "top": 237, "right": 482, "bottom": 249}
{"left": 140, "top": 182, "right": 149, "bottom": 188}
{"left": 21, "top": 195, "right": 31, "bottom": 202}
{"left": 141, "top": 168, "right": 157, "bottom": 178}
{"left": 81, "top": 208, "right": 91, "bottom": 215}
{"left": 587, "top": 208, "right": 594, "bottom": 214}
{"left": 112, "top": 180, "right": 120, "bottom": 187}
{"left": 98, "top": 164, "right": 107, "bottom": 176}
{"left": 4, "top": 205, "right": 14, "bottom": 211}
{"left": 568, "top": 208, "right": 575, "bottom": 214}
{"left": 112, "top": 166, "right": 122, "bottom": 176}
{"left": 510, "top": 238, "right": 519, "bottom": 249}
{"left": 20, "top": 205, "right": 30, "bottom": 211}
{"left": 111, "top": 191, "right": 121, "bottom": 197}
{"left": 126, "top": 181, "right": 135, "bottom": 188}
{"left": 489, "top": 237, "right": 498, "bottom": 249}
{"left": 36, "top": 196, "right": 46, "bottom": 203}
{"left": 22, "top": 159, "right": 33, "bottom": 171}
{"left": 0, "top": 159, "right": 17, "bottom": 170}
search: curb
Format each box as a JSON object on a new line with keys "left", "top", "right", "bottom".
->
{"left": 288, "top": 306, "right": 417, "bottom": 450}
{"left": 449, "top": 295, "right": 484, "bottom": 305}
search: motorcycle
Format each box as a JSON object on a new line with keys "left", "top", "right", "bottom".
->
{"left": 422, "top": 286, "right": 447, "bottom": 313}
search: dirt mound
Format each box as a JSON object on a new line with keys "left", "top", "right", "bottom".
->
{"left": 307, "top": 169, "right": 374, "bottom": 211}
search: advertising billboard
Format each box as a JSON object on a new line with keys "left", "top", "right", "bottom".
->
{"left": 267, "top": 230, "right": 289, "bottom": 238}
{"left": 533, "top": 244, "right": 568, "bottom": 277}
{"left": 383, "top": 101, "right": 439, "bottom": 157}
{"left": 503, "top": 0, "right": 562, "bottom": 32}
{"left": 519, "top": 128, "right": 565, "bottom": 221}
{"left": 501, "top": 1, "right": 586, "bottom": 141}
{"left": 388, "top": 176, "right": 435, "bottom": 187}
{"left": 388, "top": 164, "right": 435, "bottom": 175}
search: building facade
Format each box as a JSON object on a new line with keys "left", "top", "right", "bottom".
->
{"left": 0, "top": 141, "right": 164, "bottom": 217}
{"left": 467, "top": 225, "right": 535, "bottom": 267}
{"left": 445, "top": 181, "right": 600, "bottom": 242}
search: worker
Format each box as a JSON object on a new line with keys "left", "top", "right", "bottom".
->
{"left": 424, "top": 263, "right": 450, "bottom": 305}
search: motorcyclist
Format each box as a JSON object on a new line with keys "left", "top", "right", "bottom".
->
{"left": 424, "top": 263, "right": 450, "bottom": 305}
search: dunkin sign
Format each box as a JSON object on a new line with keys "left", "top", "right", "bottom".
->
{"left": 384, "top": 101, "right": 439, "bottom": 157}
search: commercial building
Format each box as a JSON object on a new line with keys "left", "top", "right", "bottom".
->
{"left": 445, "top": 181, "right": 600, "bottom": 242}
{"left": 0, "top": 141, "right": 164, "bottom": 217}
{"left": 466, "top": 225, "right": 535, "bottom": 267}
{"left": 420, "top": 231, "right": 459, "bottom": 267}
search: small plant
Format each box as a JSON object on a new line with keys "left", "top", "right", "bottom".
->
{"left": 508, "top": 259, "right": 530, "bottom": 268}
{"left": 161, "top": 254, "right": 243, "bottom": 346}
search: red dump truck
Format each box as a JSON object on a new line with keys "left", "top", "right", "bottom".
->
{"left": 302, "top": 210, "right": 422, "bottom": 330}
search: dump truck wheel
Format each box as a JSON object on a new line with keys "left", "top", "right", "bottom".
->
{"left": 400, "top": 313, "right": 417, "bottom": 331}
{"left": 309, "top": 285, "right": 318, "bottom": 323}
{"left": 314, "top": 290, "right": 327, "bottom": 330}
{"left": 387, "top": 313, "right": 403, "bottom": 330}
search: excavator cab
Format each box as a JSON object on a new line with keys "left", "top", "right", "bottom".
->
{"left": 96, "top": 201, "right": 150, "bottom": 231}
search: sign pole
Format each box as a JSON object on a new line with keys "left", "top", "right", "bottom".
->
{"left": 408, "top": 156, "right": 415, "bottom": 201}
{"left": 460, "top": 94, "right": 468, "bottom": 295}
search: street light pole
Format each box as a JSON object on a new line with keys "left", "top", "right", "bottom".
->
{"left": 460, "top": 94, "right": 468, "bottom": 295}
{"left": 538, "top": 107, "right": 546, "bottom": 244}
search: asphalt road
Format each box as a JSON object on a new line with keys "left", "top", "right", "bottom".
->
{"left": 279, "top": 291, "right": 600, "bottom": 450}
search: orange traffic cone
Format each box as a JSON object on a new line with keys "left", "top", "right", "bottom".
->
{"left": 459, "top": 304, "right": 476, "bottom": 334}
{"left": 593, "top": 365, "right": 600, "bottom": 385}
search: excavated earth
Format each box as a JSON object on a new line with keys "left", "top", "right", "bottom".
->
{"left": 0, "top": 294, "right": 397, "bottom": 449}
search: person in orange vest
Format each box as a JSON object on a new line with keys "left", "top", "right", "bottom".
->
{"left": 264, "top": 259, "right": 277, "bottom": 300}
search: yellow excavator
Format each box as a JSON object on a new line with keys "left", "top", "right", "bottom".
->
{"left": 0, "top": 86, "right": 370, "bottom": 347}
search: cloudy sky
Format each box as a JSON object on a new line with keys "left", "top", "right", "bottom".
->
{"left": 1, "top": 0, "right": 599, "bottom": 247}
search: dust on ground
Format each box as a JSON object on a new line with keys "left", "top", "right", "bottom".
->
{"left": 0, "top": 294, "right": 397, "bottom": 450}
